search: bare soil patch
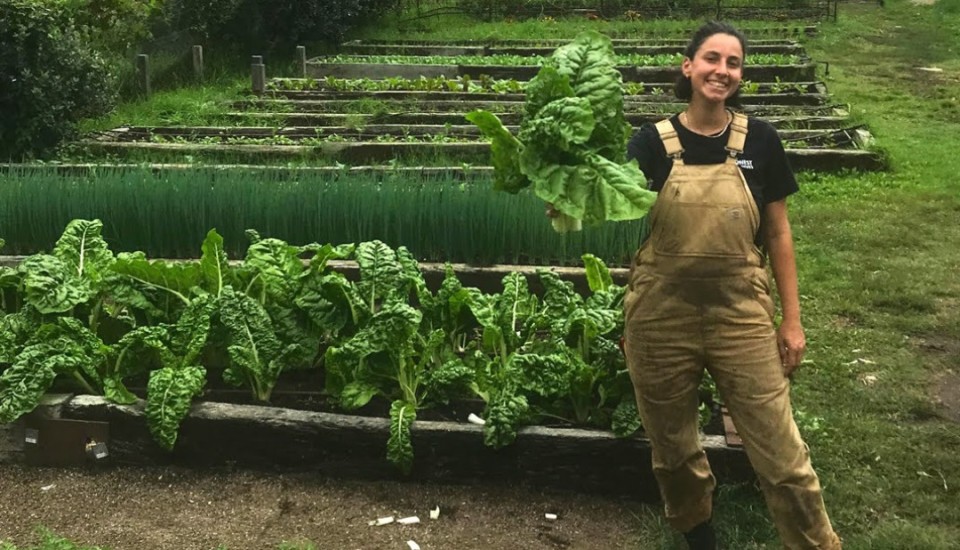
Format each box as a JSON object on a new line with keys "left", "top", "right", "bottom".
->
{"left": 934, "top": 372, "right": 960, "bottom": 423}
{"left": 0, "top": 464, "right": 647, "bottom": 550}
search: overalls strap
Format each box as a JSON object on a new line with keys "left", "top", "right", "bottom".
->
{"left": 655, "top": 118, "right": 684, "bottom": 160}
{"left": 725, "top": 112, "right": 749, "bottom": 157}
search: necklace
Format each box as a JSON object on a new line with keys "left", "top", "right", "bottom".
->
{"left": 680, "top": 110, "right": 732, "bottom": 137}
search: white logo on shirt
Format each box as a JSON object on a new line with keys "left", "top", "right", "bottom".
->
{"left": 737, "top": 158, "right": 754, "bottom": 170}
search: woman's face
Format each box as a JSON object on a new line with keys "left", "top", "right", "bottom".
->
{"left": 682, "top": 33, "right": 744, "bottom": 105}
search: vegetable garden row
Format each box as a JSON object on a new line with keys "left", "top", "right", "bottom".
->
{"left": 76, "top": 34, "right": 884, "bottom": 172}
{"left": 0, "top": 219, "right": 731, "bottom": 483}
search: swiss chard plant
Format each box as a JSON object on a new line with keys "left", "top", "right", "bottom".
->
{"left": 467, "top": 255, "right": 642, "bottom": 446}
{"left": 323, "top": 242, "right": 478, "bottom": 472}
{"left": 466, "top": 30, "right": 656, "bottom": 233}
{"left": 137, "top": 295, "right": 216, "bottom": 451}
{"left": 0, "top": 220, "right": 164, "bottom": 422}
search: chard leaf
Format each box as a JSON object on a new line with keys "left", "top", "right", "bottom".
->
{"left": 200, "top": 229, "right": 229, "bottom": 297}
{"left": 18, "top": 255, "right": 94, "bottom": 314}
{"left": 243, "top": 237, "right": 303, "bottom": 302}
{"left": 465, "top": 110, "right": 528, "bottom": 193}
{"left": 0, "top": 320, "right": 106, "bottom": 422}
{"left": 170, "top": 296, "right": 214, "bottom": 367}
{"left": 103, "top": 376, "right": 138, "bottom": 405}
{"left": 549, "top": 31, "right": 623, "bottom": 138}
{"left": 101, "top": 272, "right": 163, "bottom": 321}
{"left": 422, "top": 358, "right": 474, "bottom": 406}
{"left": 538, "top": 270, "right": 582, "bottom": 314}
{"left": 219, "top": 286, "right": 295, "bottom": 402}
{"left": 56, "top": 317, "right": 107, "bottom": 388}
{"left": 0, "top": 309, "right": 40, "bottom": 364}
{"left": 0, "top": 349, "right": 58, "bottom": 423}
{"left": 585, "top": 286, "right": 625, "bottom": 312}
{"left": 112, "top": 252, "right": 200, "bottom": 307}
{"left": 324, "top": 302, "right": 422, "bottom": 401}
{"left": 145, "top": 365, "right": 206, "bottom": 451}
{"left": 566, "top": 308, "right": 620, "bottom": 342}
{"left": 470, "top": 30, "right": 653, "bottom": 229}
{"left": 524, "top": 65, "right": 575, "bottom": 118}
{"left": 387, "top": 399, "right": 417, "bottom": 474}
{"left": 483, "top": 389, "right": 529, "bottom": 449}
{"left": 0, "top": 265, "right": 18, "bottom": 289}
{"left": 335, "top": 302, "right": 422, "bottom": 359}
{"left": 356, "top": 240, "right": 403, "bottom": 310}
{"left": 582, "top": 254, "right": 613, "bottom": 293}
{"left": 52, "top": 219, "right": 114, "bottom": 282}
{"left": 498, "top": 272, "right": 539, "bottom": 340}
{"left": 305, "top": 243, "right": 355, "bottom": 275}
{"left": 506, "top": 350, "right": 571, "bottom": 399}
{"left": 529, "top": 154, "right": 654, "bottom": 225}
{"left": 339, "top": 381, "right": 380, "bottom": 410}
{"left": 296, "top": 271, "right": 364, "bottom": 338}
{"left": 109, "top": 325, "right": 170, "bottom": 401}
{"left": 396, "top": 246, "right": 429, "bottom": 302}
{"left": 518, "top": 96, "right": 596, "bottom": 150}
{"left": 611, "top": 398, "right": 643, "bottom": 437}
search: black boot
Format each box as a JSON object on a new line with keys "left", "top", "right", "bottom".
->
{"left": 683, "top": 519, "right": 718, "bottom": 550}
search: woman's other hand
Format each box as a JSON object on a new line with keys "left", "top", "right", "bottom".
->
{"left": 777, "top": 319, "right": 806, "bottom": 377}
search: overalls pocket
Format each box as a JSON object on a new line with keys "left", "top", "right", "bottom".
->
{"left": 749, "top": 270, "right": 776, "bottom": 321}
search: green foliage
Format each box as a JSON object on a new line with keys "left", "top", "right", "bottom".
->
{"left": 321, "top": 52, "right": 799, "bottom": 67}
{"left": 165, "top": 0, "right": 400, "bottom": 50}
{"left": 145, "top": 364, "right": 206, "bottom": 451}
{"left": 63, "top": 0, "right": 161, "bottom": 52}
{"left": 468, "top": 31, "right": 655, "bottom": 230}
{"left": 219, "top": 286, "right": 300, "bottom": 403}
{"left": 0, "top": 0, "right": 117, "bottom": 159}
{"left": 0, "top": 318, "right": 107, "bottom": 423}
{"left": 387, "top": 399, "right": 417, "bottom": 474}
{"left": 0, "top": 528, "right": 109, "bottom": 549}
{"left": 0, "top": 220, "right": 719, "bottom": 472}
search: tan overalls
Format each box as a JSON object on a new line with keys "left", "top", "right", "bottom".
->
{"left": 623, "top": 114, "right": 842, "bottom": 549}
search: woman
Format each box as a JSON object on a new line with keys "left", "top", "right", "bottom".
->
{"left": 622, "top": 21, "right": 842, "bottom": 550}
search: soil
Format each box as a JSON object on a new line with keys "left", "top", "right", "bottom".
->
{"left": 0, "top": 463, "right": 650, "bottom": 550}
{"left": 935, "top": 372, "right": 960, "bottom": 423}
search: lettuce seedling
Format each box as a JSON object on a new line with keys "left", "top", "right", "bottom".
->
{"left": 467, "top": 31, "right": 656, "bottom": 232}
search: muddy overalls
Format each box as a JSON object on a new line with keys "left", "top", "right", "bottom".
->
{"left": 623, "top": 114, "right": 841, "bottom": 549}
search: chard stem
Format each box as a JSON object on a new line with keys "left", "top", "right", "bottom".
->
{"left": 72, "top": 371, "right": 97, "bottom": 395}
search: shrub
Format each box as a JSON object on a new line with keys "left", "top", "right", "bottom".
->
{"left": 165, "top": 0, "right": 399, "bottom": 51}
{"left": 0, "top": 0, "right": 118, "bottom": 160}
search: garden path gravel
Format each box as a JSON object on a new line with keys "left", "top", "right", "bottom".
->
{"left": 0, "top": 464, "right": 647, "bottom": 549}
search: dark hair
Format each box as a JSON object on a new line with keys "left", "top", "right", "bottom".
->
{"left": 674, "top": 20, "right": 748, "bottom": 107}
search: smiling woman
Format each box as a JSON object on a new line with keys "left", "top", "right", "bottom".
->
{"left": 621, "top": 20, "right": 843, "bottom": 550}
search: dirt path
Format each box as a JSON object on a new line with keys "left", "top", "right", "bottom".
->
{"left": 0, "top": 464, "right": 650, "bottom": 550}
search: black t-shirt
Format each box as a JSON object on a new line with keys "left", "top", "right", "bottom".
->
{"left": 626, "top": 114, "right": 798, "bottom": 245}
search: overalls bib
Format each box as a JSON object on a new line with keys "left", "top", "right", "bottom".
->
{"left": 623, "top": 114, "right": 841, "bottom": 549}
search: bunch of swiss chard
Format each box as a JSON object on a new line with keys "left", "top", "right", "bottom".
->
{"left": 466, "top": 30, "right": 656, "bottom": 233}
{"left": 0, "top": 220, "right": 729, "bottom": 475}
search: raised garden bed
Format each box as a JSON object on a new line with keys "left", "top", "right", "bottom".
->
{"left": 305, "top": 61, "right": 818, "bottom": 83}
{"left": 337, "top": 42, "right": 806, "bottom": 57}
{"left": 80, "top": 134, "right": 884, "bottom": 171}
{"left": 268, "top": 76, "right": 823, "bottom": 96}
{"left": 223, "top": 111, "right": 851, "bottom": 130}
{"left": 264, "top": 89, "right": 828, "bottom": 107}
{"left": 232, "top": 98, "right": 848, "bottom": 117}
{"left": 101, "top": 125, "right": 870, "bottom": 148}
{"left": 2, "top": 394, "right": 751, "bottom": 497}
